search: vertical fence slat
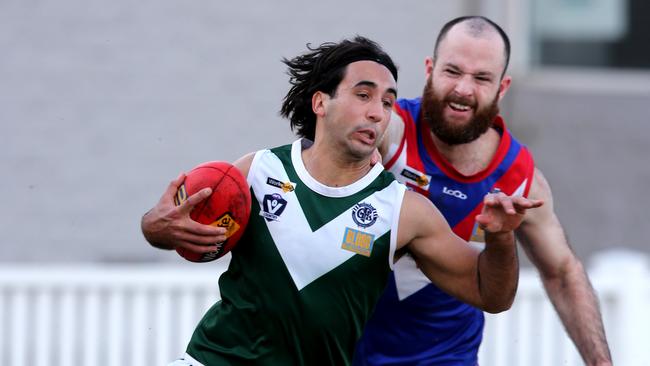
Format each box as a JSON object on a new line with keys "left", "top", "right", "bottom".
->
{"left": 0, "top": 290, "right": 4, "bottom": 365}
{"left": 178, "top": 289, "right": 196, "bottom": 353}
{"left": 131, "top": 286, "right": 148, "bottom": 366}
{"left": 59, "top": 287, "right": 77, "bottom": 366}
{"left": 82, "top": 288, "right": 101, "bottom": 366}
{"left": 35, "top": 289, "right": 53, "bottom": 366}
{"left": 107, "top": 287, "right": 125, "bottom": 366}
{"left": 154, "top": 287, "right": 173, "bottom": 365}
{"left": 10, "top": 289, "right": 28, "bottom": 366}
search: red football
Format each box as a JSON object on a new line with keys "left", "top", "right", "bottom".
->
{"left": 173, "top": 161, "right": 251, "bottom": 262}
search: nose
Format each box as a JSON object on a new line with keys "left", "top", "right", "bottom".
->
{"left": 366, "top": 99, "right": 384, "bottom": 123}
{"left": 453, "top": 75, "right": 475, "bottom": 97}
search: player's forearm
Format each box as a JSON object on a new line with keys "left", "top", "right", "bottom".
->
{"left": 542, "top": 259, "right": 612, "bottom": 365}
{"left": 477, "top": 231, "right": 519, "bottom": 313}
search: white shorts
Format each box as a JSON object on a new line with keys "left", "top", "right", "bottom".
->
{"left": 167, "top": 353, "right": 205, "bottom": 366}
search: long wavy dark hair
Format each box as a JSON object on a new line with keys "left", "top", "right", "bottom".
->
{"left": 280, "top": 36, "right": 398, "bottom": 141}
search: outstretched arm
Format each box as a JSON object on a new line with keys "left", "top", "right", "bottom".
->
{"left": 141, "top": 153, "right": 255, "bottom": 253}
{"left": 516, "top": 168, "right": 611, "bottom": 366}
{"left": 398, "top": 190, "right": 542, "bottom": 313}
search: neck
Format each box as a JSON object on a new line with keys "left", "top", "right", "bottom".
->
{"left": 430, "top": 127, "right": 501, "bottom": 176}
{"left": 301, "top": 139, "right": 374, "bottom": 187}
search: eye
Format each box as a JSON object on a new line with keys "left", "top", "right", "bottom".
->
{"left": 382, "top": 99, "right": 394, "bottom": 109}
{"left": 475, "top": 76, "right": 491, "bottom": 83}
{"left": 357, "top": 92, "right": 370, "bottom": 100}
{"left": 445, "top": 68, "right": 461, "bottom": 76}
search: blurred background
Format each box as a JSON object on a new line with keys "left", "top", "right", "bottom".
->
{"left": 2, "top": 0, "right": 648, "bottom": 264}
{"left": 1, "top": 0, "right": 649, "bottom": 364}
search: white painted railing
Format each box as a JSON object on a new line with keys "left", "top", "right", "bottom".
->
{"left": 480, "top": 250, "right": 650, "bottom": 366}
{"left": 1, "top": 251, "right": 648, "bottom": 366}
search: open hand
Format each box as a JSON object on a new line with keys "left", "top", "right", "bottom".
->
{"left": 476, "top": 191, "right": 544, "bottom": 234}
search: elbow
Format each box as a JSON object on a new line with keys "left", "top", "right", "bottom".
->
{"left": 540, "top": 255, "right": 585, "bottom": 290}
{"left": 482, "top": 296, "right": 515, "bottom": 314}
{"left": 480, "top": 282, "right": 517, "bottom": 314}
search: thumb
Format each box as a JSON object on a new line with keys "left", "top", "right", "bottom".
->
{"left": 370, "top": 148, "right": 382, "bottom": 166}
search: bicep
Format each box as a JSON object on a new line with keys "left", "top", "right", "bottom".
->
{"left": 398, "top": 192, "right": 481, "bottom": 299}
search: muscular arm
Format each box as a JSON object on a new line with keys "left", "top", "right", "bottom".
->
{"left": 398, "top": 191, "right": 536, "bottom": 313}
{"left": 140, "top": 153, "right": 255, "bottom": 252}
{"left": 516, "top": 168, "right": 611, "bottom": 365}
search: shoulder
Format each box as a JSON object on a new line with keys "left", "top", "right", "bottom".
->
{"left": 519, "top": 167, "right": 556, "bottom": 227}
{"left": 528, "top": 168, "right": 553, "bottom": 202}
{"left": 233, "top": 152, "right": 257, "bottom": 179}
{"left": 380, "top": 98, "right": 421, "bottom": 161}
{"left": 396, "top": 190, "right": 445, "bottom": 249}
{"left": 379, "top": 107, "right": 406, "bottom": 158}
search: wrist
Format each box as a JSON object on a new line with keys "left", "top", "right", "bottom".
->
{"left": 484, "top": 230, "right": 514, "bottom": 245}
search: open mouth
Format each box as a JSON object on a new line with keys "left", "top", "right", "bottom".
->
{"left": 354, "top": 128, "right": 377, "bottom": 145}
{"left": 448, "top": 101, "right": 472, "bottom": 112}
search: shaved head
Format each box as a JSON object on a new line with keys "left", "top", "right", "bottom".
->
{"left": 434, "top": 16, "right": 510, "bottom": 77}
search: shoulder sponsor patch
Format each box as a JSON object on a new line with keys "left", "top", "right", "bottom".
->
{"left": 400, "top": 168, "right": 431, "bottom": 189}
{"left": 260, "top": 193, "right": 287, "bottom": 222}
{"left": 266, "top": 177, "right": 296, "bottom": 193}
{"left": 341, "top": 227, "right": 375, "bottom": 257}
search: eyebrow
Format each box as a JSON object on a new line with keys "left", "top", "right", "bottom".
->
{"left": 354, "top": 80, "right": 398, "bottom": 98}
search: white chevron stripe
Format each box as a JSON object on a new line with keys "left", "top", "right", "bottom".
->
{"left": 249, "top": 144, "right": 401, "bottom": 291}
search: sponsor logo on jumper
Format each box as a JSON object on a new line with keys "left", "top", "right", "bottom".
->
{"left": 260, "top": 193, "right": 287, "bottom": 222}
{"left": 400, "top": 169, "right": 430, "bottom": 188}
{"left": 266, "top": 177, "right": 296, "bottom": 193}
{"left": 352, "top": 202, "right": 378, "bottom": 228}
{"left": 341, "top": 227, "right": 376, "bottom": 257}
{"left": 442, "top": 186, "right": 467, "bottom": 200}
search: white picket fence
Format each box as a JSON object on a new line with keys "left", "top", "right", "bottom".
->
{"left": 0, "top": 250, "right": 648, "bottom": 366}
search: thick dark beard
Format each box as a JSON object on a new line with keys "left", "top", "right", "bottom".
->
{"left": 420, "top": 77, "right": 500, "bottom": 145}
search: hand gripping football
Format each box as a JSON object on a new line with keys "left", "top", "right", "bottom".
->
{"left": 173, "top": 161, "right": 251, "bottom": 262}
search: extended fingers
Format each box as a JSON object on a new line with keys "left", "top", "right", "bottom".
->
{"left": 484, "top": 192, "right": 515, "bottom": 214}
{"left": 163, "top": 173, "right": 186, "bottom": 200}
{"left": 510, "top": 196, "right": 544, "bottom": 213}
{"left": 484, "top": 193, "right": 544, "bottom": 214}
{"left": 175, "top": 221, "right": 228, "bottom": 245}
{"left": 177, "top": 187, "right": 212, "bottom": 215}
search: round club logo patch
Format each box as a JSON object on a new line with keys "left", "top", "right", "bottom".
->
{"left": 352, "top": 202, "right": 378, "bottom": 228}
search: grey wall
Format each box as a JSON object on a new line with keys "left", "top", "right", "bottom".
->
{"left": 1, "top": 0, "right": 462, "bottom": 262}
{"left": 2, "top": 0, "right": 648, "bottom": 264}
{"left": 506, "top": 71, "right": 650, "bottom": 262}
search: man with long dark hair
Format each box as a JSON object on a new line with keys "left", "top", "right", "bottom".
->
{"left": 354, "top": 16, "right": 612, "bottom": 366}
{"left": 142, "top": 36, "right": 541, "bottom": 365}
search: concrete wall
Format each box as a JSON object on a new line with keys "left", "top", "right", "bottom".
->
{"left": 1, "top": 0, "right": 462, "bottom": 262}
{"left": 2, "top": 0, "right": 648, "bottom": 264}
{"left": 506, "top": 70, "right": 650, "bottom": 262}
